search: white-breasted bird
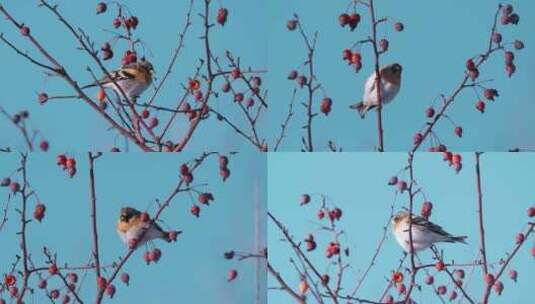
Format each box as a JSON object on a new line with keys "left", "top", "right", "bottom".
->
{"left": 391, "top": 211, "right": 467, "bottom": 252}
{"left": 116, "top": 207, "right": 176, "bottom": 247}
{"left": 350, "top": 63, "right": 402, "bottom": 118}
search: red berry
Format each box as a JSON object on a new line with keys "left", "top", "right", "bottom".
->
{"left": 38, "top": 92, "right": 49, "bottom": 104}
{"left": 527, "top": 206, "right": 535, "bottom": 217}
{"left": 484, "top": 273, "right": 495, "bottom": 285}
{"left": 38, "top": 279, "right": 47, "bottom": 289}
{"left": 504, "top": 51, "right": 514, "bottom": 65}
{"left": 217, "top": 8, "right": 228, "bottom": 26}
{"left": 168, "top": 230, "right": 179, "bottom": 242}
{"left": 198, "top": 192, "right": 214, "bottom": 205}
{"left": 493, "top": 280, "right": 504, "bottom": 295}
{"left": 388, "top": 176, "right": 398, "bottom": 185}
{"left": 452, "top": 154, "right": 462, "bottom": 165}
{"left": 96, "top": 2, "right": 107, "bottom": 14}
{"left": 421, "top": 201, "right": 433, "bottom": 218}
{"left": 105, "top": 284, "right": 116, "bottom": 298}
{"left": 120, "top": 272, "right": 130, "bottom": 285}
{"left": 129, "top": 16, "right": 139, "bottom": 29}
{"left": 49, "top": 289, "right": 59, "bottom": 299}
{"left": 391, "top": 272, "right": 404, "bottom": 283}
{"left": 379, "top": 39, "right": 389, "bottom": 52}
{"left": 297, "top": 75, "right": 307, "bottom": 87}
{"left": 287, "top": 70, "right": 298, "bottom": 80}
{"left": 9, "top": 182, "right": 20, "bottom": 193}
{"left": 231, "top": 68, "right": 241, "bottom": 79}
{"left": 128, "top": 238, "right": 138, "bottom": 249}
{"left": 508, "top": 13, "right": 519, "bottom": 25}
{"left": 234, "top": 93, "right": 244, "bottom": 103}
{"left": 436, "top": 285, "right": 447, "bottom": 295}
{"left": 39, "top": 140, "right": 49, "bottom": 151}
{"left": 466, "top": 59, "right": 476, "bottom": 71}
{"left": 339, "top": 14, "right": 350, "bottom": 27}
{"left": 57, "top": 154, "right": 67, "bottom": 166}
{"left": 349, "top": 13, "right": 360, "bottom": 30}
{"left": 508, "top": 269, "right": 517, "bottom": 282}
{"left": 397, "top": 180, "right": 407, "bottom": 193}
{"left": 191, "top": 205, "right": 200, "bottom": 217}
{"left": 148, "top": 117, "right": 159, "bottom": 129}
{"left": 502, "top": 4, "right": 513, "bottom": 16}
{"left": 321, "top": 274, "right": 330, "bottom": 285}
{"left": 454, "top": 126, "right": 463, "bottom": 138}
{"left": 424, "top": 275, "right": 434, "bottom": 285}
{"left": 469, "top": 69, "right": 480, "bottom": 80}
{"left": 152, "top": 248, "right": 161, "bottom": 262}
{"left": 435, "top": 261, "right": 445, "bottom": 271}
{"left": 20, "top": 26, "right": 30, "bottom": 36}
{"left": 505, "top": 63, "right": 516, "bottom": 78}
{"left": 300, "top": 194, "right": 311, "bottom": 205}
{"left": 67, "top": 272, "right": 78, "bottom": 284}
{"left": 48, "top": 264, "right": 58, "bottom": 275}
{"left": 66, "top": 158, "right": 76, "bottom": 169}
{"left": 394, "top": 22, "right": 404, "bottom": 32}
{"left": 228, "top": 269, "right": 238, "bottom": 282}
{"left": 449, "top": 291, "right": 458, "bottom": 301}
{"left": 320, "top": 97, "right": 333, "bottom": 115}
{"left": 317, "top": 210, "right": 325, "bottom": 220}
{"left": 515, "top": 233, "right": 525, "bottom": 244}
{"left": 454, "top": 269, "right": 465, "bottom": 280}
{"left": 34, "top": 203, "right": 46, "bottom": 222}
{"left": 484, "top": 89, "right": 498, "bottom": 101}
{"left": 351, "top": 52, "right": 362, "bottom": 64}
{"left": 113, "top": 18, "right": 122, "bottom": 28}
{"left": 287, "top": 19, "right": 298, "bottom": 31}
{"left": 425, "top": 107, "right": 435, "bottom": 118}
{"left": 141, "top": 109, "right": 150, "bottom": 119}
{"left": 492, "top": 32, "right": 502, "bottom": 44}
{"left": 514, "top": 40, "right": 524, "bottom": 50}
{"left": 4, "top": 274, "right": 16, "bottom": 286}
{"left": 219, "top": 155, "right": 229, "bottom": 168}
{"left": 476, "top": 100, "right": 485, "bottom": 113}
{"left": 413, "top": 133, "right": 423, "bottom": 145}
{"left": 220, "top": 167, "right": 230, "bottom": 181}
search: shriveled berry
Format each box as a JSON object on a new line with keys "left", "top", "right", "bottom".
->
{"left": 96, "top": 3, "right": 107, "bottom": 14}
{"left": 287, "top": 19, "right": 298, "bottom": 31}
{"left": 394, "top": 22, "right": 404, "bottom": 32}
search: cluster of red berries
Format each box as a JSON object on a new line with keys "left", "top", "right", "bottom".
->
{"left": 219, "top": 155, "right": 231, "bottom": 182}
{"left": 442, "top": 152, "right": 463, "bottom": 173}
{"left": 500, "top": 4, "right": 519, "bottom": 26}
{"left": 325, "top": 241, "right": 340, "bottom": 258}
{"left": 285, "top": 70, "right": 304, "bottom": 87}
{"left": 316, "top": 207, "right": 343, "bottom": 222}
{"left": 338, "top": 12, "right": 360, "bottom": 31}
{"left": 1, "top": 177, "right": 20, "bottom": 194}
{"left": 96, "top": 276, "right": 117, "bottom": 298}
{"left": 190, "top": 192, "right": 214, "bottom": 218}
{"left": 342, "top": 49, "right": 363, "bottom": 72}
{"left": 180, "top": 163, "right": 194, "bottom": 185}
{"left": 143, "top": 248, "right": 162, "bottom": 264}
{"left": 217, "top": 8, "right": 229, "bottom": 26}
{"left": 387, "top": 176, "right": 409, "bottom": 193}
{"left": 112, "top": 15, "right": 138, "bottom": 31}
{"left": 56, "top": 154, "right": 77, "bottom": 177}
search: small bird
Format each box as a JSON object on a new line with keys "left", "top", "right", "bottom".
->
{"left": 391, "top": 211, "right": 467, "bottom": 252}
{"left": 350, "top": 63, "right": 402, "bottom": 118}
{"left": 81, "top": 58, "right": 155, "bottom": 100}
{"left": 116, "top": 207, "right": 175, "bottom": 247}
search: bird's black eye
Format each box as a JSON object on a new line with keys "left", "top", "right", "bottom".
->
{"left": 120, "top": 214, "right": 127, "bottom": 221}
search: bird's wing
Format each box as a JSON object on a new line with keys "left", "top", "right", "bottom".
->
{"left": 409, "top": 216, "right": 453, "bottom": 237}
{"left": 98, "top": 68, "right": 137, "bottom": 85}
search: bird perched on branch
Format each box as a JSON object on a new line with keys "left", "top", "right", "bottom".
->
{"left": 81, "top": 58, "right": 154, "bottom": 100}
{"left": 350, "top": 63, "right": 402, "bottom": 118}
{"left": 117, "top": 207, "right": 178, "bottom": 247}
{"left": 391, "top": 211, "right": 467, "bottom": 252}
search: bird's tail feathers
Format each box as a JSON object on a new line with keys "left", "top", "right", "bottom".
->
{"left": 444, "top": 235, "right": 468, "bottom": 244}
{"left": 349, "top": 101, "right": 367, "bottom": 119}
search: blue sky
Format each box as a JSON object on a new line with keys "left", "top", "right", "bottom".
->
{"left": 0, "top": 0, "right": 267, "bottom": 151}
{"left": 268, "top": 0, "right": 535, "bottom": 151}
{"left": 268, "top": 152, "right": 534, "bottom": 303}
{"left": 0, "top": 152, "right": 266, "bottom": 303}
